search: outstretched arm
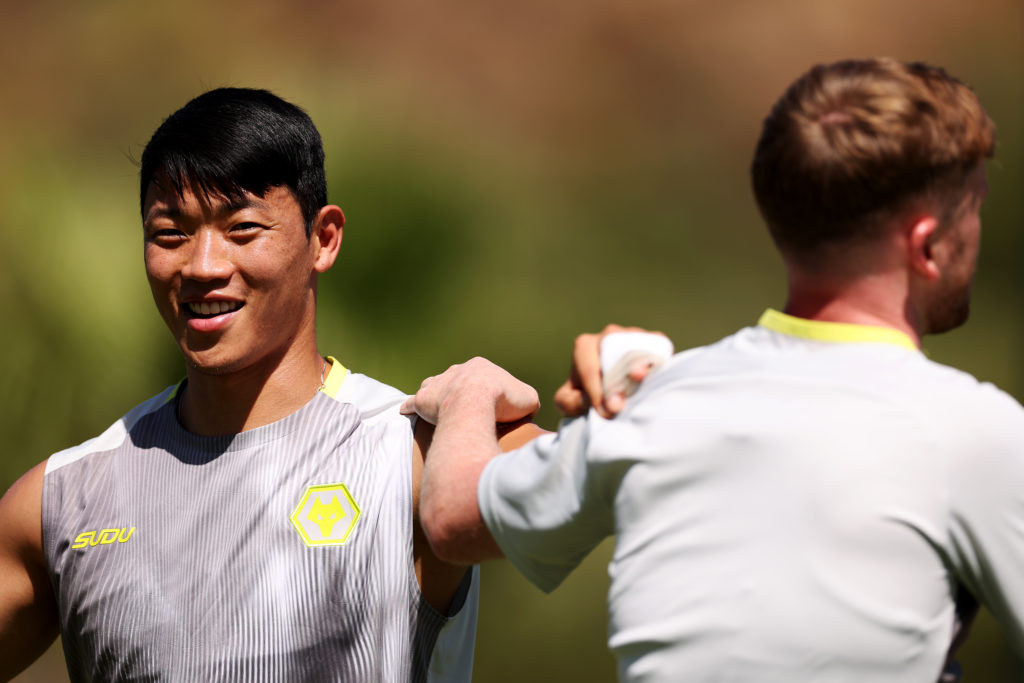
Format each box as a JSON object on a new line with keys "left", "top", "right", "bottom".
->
{"left": 404, "top": 357, "right": 541, "bottom": 565}
{"left": 411, "top": 413, "right": 546, "bottom": 613}
{"left": 0, "top": 462, "right": 59, "bottom": 681}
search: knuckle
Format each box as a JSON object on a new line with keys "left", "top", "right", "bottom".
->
{"left": 574, "top": 334, "right": 595, "bottom": 352}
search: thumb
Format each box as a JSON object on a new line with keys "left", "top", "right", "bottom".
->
{"left": 399, "top": 396, "right": 417, "bottom": 415}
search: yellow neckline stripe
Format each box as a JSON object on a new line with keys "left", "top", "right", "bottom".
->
{"left": 758, "top": 309, "right": 918, "bottom": 350}
{"left": 321, "top": 356, "right": 349, "bottom": 398}
{"left": 164, "top": 355, "right": 350, "bottom": 405}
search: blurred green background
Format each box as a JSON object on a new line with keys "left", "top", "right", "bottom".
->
{"left": 3, "top": 0, "right": 1022, "bottom": 680}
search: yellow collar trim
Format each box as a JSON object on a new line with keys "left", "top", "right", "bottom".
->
{"left": 164, "top": 381, "right": 184, "bottom": 405}
{"left": 320, "top": 356, "right": 349, "bottom": 398}
{"left": 758, "top": 309, "right": 918, "bottom": 350}
{"left": 165, "top": 357, "right": 349, "bottom": 404}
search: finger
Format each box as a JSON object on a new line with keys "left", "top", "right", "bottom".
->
{"left": 572, "top": 333, "right": 607, "bottom": 415}
{"left": 554, "top": 379, "right": 587, "bottom": 417}
{"left": 600, "top": 323, "right": 628, "bottom": 335}
{"left": 627, "top": 359, "right": 657, "bottom": 383}
{"left": 492, "top": 375, "right": 541, "bottom": 422}
{"left": 496, "top": 392, "right": 541, "bottom": 423}
{"left": 605, "top": 393, "right": 626, "bottom": 416}
{"left": 399, "top": 396, "right": 417, "bottom": 415}
{"left": 613, "top": 324, "right": 667, "bottom": 338}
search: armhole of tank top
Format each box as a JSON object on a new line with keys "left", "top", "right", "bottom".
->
{"left": 443, "top": 567, "right": 474, "bottom": 618}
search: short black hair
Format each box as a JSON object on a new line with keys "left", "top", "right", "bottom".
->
{"left": 140, "top": 88, "right": 327, "bottom": 235}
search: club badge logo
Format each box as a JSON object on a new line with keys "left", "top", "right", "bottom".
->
{"left": 290, "top": 483, "right": 362, "bottom": 547}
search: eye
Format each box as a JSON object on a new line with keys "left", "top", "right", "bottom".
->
{"left": 229, "top": 222, "right": 268, "bottom": 241}
{"left": 146, "top": 228, "right": 187, "bottom": 245}
{"left": 231, "top": 222, "right": 266, "bottom": 233}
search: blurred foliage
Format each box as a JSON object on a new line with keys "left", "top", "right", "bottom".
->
{"left": 3, "top": 0, "right": 1023, "bottom": 681}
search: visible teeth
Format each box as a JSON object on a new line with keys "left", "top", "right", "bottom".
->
{"left": 187, "top": 301, "right": 240, "bottom": 316}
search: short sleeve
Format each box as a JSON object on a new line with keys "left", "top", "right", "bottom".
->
{"left": 478, "top": 416, "right": 615, "bottom": 592}
{"left": 945, "top": 387, "right": 1024, "bottom": 654}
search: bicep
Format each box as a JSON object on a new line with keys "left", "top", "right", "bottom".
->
{"left": 0, "top": 461, "right": 59, "bottom": 680}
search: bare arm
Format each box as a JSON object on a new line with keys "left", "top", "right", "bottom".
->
{"left": 405, "top": 358, "right": 542, "bottom": 566}
{"left": 408, "top": 330, "right": 671, "bottom": 568}
{"left": 409, "top": 367, "right": 546, "bottom": 612}
{"left": 0, "top": 462, "right": 59, "bottom": 681}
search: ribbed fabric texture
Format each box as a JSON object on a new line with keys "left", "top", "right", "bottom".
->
{"left": 43, "top": 391, "right": 450, "bottom": 682}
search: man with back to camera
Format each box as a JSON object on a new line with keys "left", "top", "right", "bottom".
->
{"left": 404, "top": 58, "right": 1024, "bottom": 681}
{"left": 0, "top": 87, "right": 546, "bottom": 681}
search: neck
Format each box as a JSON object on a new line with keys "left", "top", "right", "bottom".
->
{"left": 784, "top": 269, "right": 923, "bottom": 348}
{"left": 178, "top": 343, "right": 326, "bottom": 436}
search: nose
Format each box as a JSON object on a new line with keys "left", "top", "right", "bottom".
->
{"left": 181, "top": 230, "right": 233, "bottom": 282}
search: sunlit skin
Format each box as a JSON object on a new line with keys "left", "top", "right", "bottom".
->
{"left": 782, "top": 163, "right": 988, "bottom": 347}
{"left": 919, "top": 163, "right": 987, "bottom": 334}
{"left": 142, "top": 182, "right": 343, "bottom": 436}
{"left": 140, "top": 179, "right": 542, "bottom": 612}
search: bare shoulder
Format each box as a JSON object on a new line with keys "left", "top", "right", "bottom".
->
{"left": 0, "top": 461, "right": 46, "bottom": 550}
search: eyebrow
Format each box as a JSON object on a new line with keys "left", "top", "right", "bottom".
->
{"left": 144, "top": 195, "right": 269, "bottom": 224}
{"left": 219, "top": 196, "right": 269, "bottom": 215}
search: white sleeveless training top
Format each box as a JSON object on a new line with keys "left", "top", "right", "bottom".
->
{"left": 42, "top": 359, "right": 478, "bottom": 682}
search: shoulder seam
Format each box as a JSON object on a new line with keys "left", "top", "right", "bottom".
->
{"left": 44, "top": 386, "right": 178, "bottom": 475}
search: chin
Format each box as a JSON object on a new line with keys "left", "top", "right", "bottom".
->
{"left": 181, "top": 348, "right": 246, "bottom": 376}
{"left": 926, "top": 294, "right": 971, "bottom": 335}
{"left": 188, "top": 362, "right": 238, "bottom": 376}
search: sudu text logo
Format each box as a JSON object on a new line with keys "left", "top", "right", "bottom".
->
{"left": 72, "top": 527, "right": 136, "bottom": 549}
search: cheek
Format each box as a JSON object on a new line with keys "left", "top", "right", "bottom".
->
{"left": 956, "top": 226, "right": 981, "bottom": 273}
{"left": 245, "top": 242, "right": 313, "bottom": 292}
{"left": 144, "top": 247, "right": 176, "bottom": 284}
{"left": 143, "top": 251, "right": 180, "bottom": 317}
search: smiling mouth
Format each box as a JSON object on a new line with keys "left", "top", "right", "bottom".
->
{"left": 185, "top": 301, "right": 243, "bottom": 318}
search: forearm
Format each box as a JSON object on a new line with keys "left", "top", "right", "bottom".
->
{"left": 420, "top": 392, "right": 504, "bottom": 564}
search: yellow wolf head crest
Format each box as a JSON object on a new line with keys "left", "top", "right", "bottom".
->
{"left": 308, "top": 495, "right": 347, "bottom": 537}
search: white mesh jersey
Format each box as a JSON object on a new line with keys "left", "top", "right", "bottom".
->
{"left": 42, "top": 358, "right": 478, "bottom": 682}
{"left": 479, "top": 310, "right": 1024, "bottom": 682}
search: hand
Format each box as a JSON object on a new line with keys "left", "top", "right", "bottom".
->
{"left": 554, "top": 325, "right": 672, "bottom": 419}
{"left": 601, "top": 349, "right": 668, "bottom": 405}
{"left": 401, "top": 357, "right": 540, "bottom": 425}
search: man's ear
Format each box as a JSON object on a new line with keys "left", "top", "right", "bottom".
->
{"left": 907, "top": 214, "right": 940, "bottom": 282}
{"left": 312, "top": 205, "right": 345, "bottom": 273}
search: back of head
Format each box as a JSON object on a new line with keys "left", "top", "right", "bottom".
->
{"left": 751, "top": 58, "right": 994, "bottom": 264}
{"left": 140, "top": 88, "right": 327, "bottom": 234}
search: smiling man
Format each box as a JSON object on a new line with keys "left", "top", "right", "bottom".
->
{"left": 0, "top": 88, "right": 541, "bottom": 681}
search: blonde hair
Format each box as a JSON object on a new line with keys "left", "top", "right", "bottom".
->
{"left": 751, "top": 58, "right": 995, "bottom": 258}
